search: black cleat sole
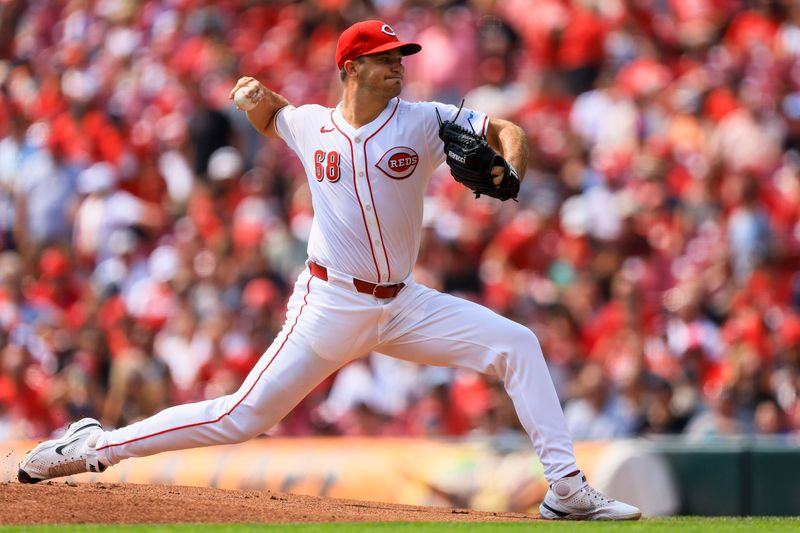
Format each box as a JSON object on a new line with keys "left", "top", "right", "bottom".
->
{"left": 17, "top": 469, "right": 42, "bottom": 484}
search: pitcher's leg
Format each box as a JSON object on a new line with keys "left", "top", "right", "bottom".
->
{"left": 97, "top": 349, "right": 341, "bottom": 464}
{"left": 97, "top": 272, "right": 342, "bottom": 465}
{"left": 380, "top": 284, "right": 578, "bottom": 482}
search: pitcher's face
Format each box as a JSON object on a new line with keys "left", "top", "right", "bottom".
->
{"left": 355, "top": 50, "right": 405, "bottom": 99}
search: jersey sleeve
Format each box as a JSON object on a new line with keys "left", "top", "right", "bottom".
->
{"left": 421, "top": 101, "right": 490, "bottom": 169}
{"left": 274, "top": 104, "right": 327, "bottom": 156}
{"left": 273, "top": 105, "right": 301, "bottom": 153}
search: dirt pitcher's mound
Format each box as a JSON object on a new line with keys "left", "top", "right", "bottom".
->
{"left": 0, "top": 482, "right": 539, "bottom": 524}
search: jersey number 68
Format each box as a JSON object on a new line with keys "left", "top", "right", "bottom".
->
{"left": 314, "top": 150, "right": 341, "bottom": 183}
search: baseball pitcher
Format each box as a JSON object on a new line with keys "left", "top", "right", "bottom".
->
{"left": 19, "top": 20, "right": 640, "bottom": 521}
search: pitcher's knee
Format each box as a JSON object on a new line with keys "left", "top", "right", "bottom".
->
{"left": 214, "top": 417, "right": 257, "bottom": 444}
{"left": 225, "top": 399, "right": 284, "bottom": 442}
{"left": 502, "top": 324, "right": 548, "bottom": 367}
{"left": 228, "top": 423, "right": 261, "bottom": 443}
{"left": 504, "top": 322, "right": 540, "bottom": 351}
{"left": 205, "top": 396, "right": 266, "bottom": 444}
{"left": 485, "top": 323, "right": 543, "bottom": 377}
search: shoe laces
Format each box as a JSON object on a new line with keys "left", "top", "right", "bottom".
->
{"left": 580, "top": 484, "right": 613, "bottom": 504}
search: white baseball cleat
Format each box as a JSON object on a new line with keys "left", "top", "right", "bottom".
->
{"left": 539, "top": 471, "right": 642, "bottom": 520}
{"left": 18, "top": 418, "right": 107, "bottom": 484}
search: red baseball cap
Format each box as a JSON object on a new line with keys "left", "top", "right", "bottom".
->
{"left": 335, "top": 20, "right": 421, "bottom": 70}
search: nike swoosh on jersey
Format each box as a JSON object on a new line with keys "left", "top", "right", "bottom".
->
{"left": 320, "top": 126, "right": 335, "bottom": 133}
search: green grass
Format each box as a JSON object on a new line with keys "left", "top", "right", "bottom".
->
{"left": 2, "top": 518, "right": 800, "bottom": 533}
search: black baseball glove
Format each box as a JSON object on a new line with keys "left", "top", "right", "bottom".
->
{"left": 437, "top": 111, "right": 520, "bottom": 201}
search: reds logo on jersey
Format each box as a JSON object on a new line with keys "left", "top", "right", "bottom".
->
{"left": 375, "top": 147, "right": 419, "bottom": 180}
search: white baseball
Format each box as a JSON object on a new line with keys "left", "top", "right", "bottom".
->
{"left": 234, "top": 87, "right": 257, "bottom": 111}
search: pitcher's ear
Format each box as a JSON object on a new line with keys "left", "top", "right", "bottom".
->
{"left": 344, "top": 59, "right": 359, "bottom": 75}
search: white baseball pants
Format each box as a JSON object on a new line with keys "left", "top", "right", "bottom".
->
{"left": 96, "top": 266, "right": 578, "bottom": 482}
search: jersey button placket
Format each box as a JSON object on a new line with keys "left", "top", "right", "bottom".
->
{"left": 353, "top": 134, "right": 388, "bottom": 282}
{"left": 361, "top": 138, "right": 389, "bottom": 282}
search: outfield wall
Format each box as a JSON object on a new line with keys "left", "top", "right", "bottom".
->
{"left": 3, "top": 436, "right": 798, "bottom": 516}
{"left": 650, "top": 437, "right": 800, "bottom": 516}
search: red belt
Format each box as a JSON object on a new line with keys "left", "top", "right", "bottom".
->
{"left": 308, "top": 261, "right": 405, "bottom": 299}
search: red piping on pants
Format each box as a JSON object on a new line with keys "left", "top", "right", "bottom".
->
{"left": 97, "top": 274, "right": 314, "bottom": 452}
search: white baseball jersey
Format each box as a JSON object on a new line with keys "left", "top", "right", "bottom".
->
{"left": 275, "top": 98, "right": 488, "bottom": 284}
{"left": 95, "top": 96, "right": 579, "bottom": 485}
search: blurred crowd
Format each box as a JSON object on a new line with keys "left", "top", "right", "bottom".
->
{"left": 1, "top": 0, "right": 799, "bottom": 443}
